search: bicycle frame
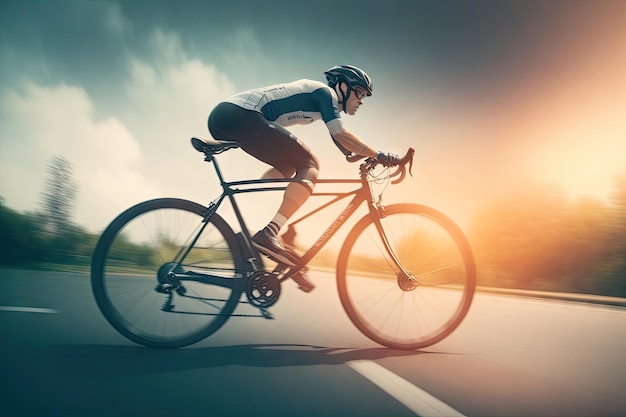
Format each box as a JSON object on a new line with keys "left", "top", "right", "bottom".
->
{"left": 177, "top": 152, "right": 408, "bottom": 285}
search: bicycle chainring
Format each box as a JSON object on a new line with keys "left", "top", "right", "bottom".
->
{"left": 246, "top": 271, "right": 281, "bottom": 308}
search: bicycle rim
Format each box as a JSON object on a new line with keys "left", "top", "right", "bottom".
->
{"left": 337, "top": 204, "right": 476, "bottom": 350}
{"left": 91, "top": 198, "right": 244, "bottom": 348}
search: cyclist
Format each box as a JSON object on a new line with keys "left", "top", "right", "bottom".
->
{"left": 208, "top": 65, "right": 399, "bottom": 267}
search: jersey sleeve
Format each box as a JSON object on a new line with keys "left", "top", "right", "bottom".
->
{"left": 311, "top": 86, "right": 345, "bottom": 135}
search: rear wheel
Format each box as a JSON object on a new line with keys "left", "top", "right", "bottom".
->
{"left": 91, "top": 198, "right": 245, "bottom": 348}
{"left": 337, "top": 204, "right": 476, "bottom": 350}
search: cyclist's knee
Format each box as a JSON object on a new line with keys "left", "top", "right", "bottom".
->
{"left": 296, "top": 159, "right": 319, "bottom": 192}
{"left": 298, "top": 165, "right": 319, "bottom": 182}
{"left": 272, "top": 167, "right": 295, "bottom": 178}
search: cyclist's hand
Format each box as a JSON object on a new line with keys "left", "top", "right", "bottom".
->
{"left": 376, "top": 151, "right": 400, "bottom": 167}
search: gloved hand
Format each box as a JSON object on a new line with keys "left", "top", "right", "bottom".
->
{"left": 376, "top": 151, "right": 400, "bottom": 167}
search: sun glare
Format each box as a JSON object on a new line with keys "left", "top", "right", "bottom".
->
{"left": 525, "top": 102, "right": 626, "bottom": 201}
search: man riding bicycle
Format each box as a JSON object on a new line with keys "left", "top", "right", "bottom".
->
{"left": 208, "top": 65, "right": 400, "bottom": 268}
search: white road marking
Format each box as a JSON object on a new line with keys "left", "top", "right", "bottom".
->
{"left": 347, "top": 360, "right": 466, "bottom": 417}
{"left": 0, "top": 306, "right": 59, "bottom": 314}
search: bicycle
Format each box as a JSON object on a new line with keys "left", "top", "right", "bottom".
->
{"left": 91, "top": 136, "right": 476, "bottom": 350}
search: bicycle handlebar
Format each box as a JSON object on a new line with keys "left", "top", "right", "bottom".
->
{"left": 348, "top": 147, "right": 415, "bottom": 184}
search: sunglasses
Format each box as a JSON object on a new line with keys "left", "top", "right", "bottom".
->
{"left": 352, "top": 88, "right": 368, "bottom": 100}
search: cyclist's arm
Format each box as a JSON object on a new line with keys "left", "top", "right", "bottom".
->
{"left": 331, "top": 130, "right": 377, "bottom": 158}
{"left": 315, "top": 85, "right": 377, "bottom": 158}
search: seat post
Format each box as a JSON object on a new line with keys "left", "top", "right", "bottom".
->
{"left": 210, "top": 155, "right": 227, "bottom": 185}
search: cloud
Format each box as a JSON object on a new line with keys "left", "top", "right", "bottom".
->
{"left": 214, "top": 26, "right": 274, "bottom": 75}
{"left": 0, "top": 28, "right": 252, "bottom": 232}
{"left": 124, "top": 29, "right": 235, "bottom": 137}
{"left": 100, "top": 1, "right": 132, "bottom": 38}
{"left": 121, "top": 29, "right": 273, "bottom": 193}
{"left": 0, "top": 82, "right": 161, "bottom": 232}
{"left": 119, "top": 28, "right": 284, "bottom": 228}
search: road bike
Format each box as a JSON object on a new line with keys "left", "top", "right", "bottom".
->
{"left": 91, "top": 137, "right": 476, "bottom": 350}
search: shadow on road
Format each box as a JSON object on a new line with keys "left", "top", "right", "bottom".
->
{"left": 15, "top": 343, "right": 453, "bottom": 378}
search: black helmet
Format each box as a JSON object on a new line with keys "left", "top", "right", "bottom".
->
{"left": 324, "top": 65, "right": 373, "bottom": 97}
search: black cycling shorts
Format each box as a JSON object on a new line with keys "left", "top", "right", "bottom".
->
{"left": 208, "top": 102, "right": 319, "bottom": 177}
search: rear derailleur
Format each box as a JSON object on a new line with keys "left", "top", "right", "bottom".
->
{"left": 154, "top": 262, "right": 187, "bottom": 311}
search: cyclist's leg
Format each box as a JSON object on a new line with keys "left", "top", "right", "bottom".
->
{"left": 261, "top": 167, "right": 287, "bottom": 180}
{"left": 245, "top": 125, "right": 319, "bottom": 265}
{"left": 208, "top": 104, "right": 318, "bottom": 265}
{"left": 261, "top": 164, "right": 316, "bottom": 214}
{"left": 209, "top": 102, "right": 318, "bottom": 189}
{"left": 244, "top": 128, "right": 318, "bottom": 248}
{"left": 273, "top": 160, "right": 319, "bottom": 223}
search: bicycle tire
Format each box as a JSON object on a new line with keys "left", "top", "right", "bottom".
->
{"left": 91, "top": 198, "right": 246, "bottom": 348}
{"left": 337, "top": 203, "right": 476, "bottom": 350}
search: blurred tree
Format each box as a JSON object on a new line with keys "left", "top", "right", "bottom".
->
{"left": 41, "top": 155, "right": 78, "bottom": 238}
{"left": 595, "top": 170, "right": 626, "bottom": 296}
{"left": 559, "top": 196, "right": 613, "bottom": 294}
{"left": 469, "top": 176, "right": 626, "bottom": 297}
{"left": 469, "top": 182, "right": 570, "bottom": 290}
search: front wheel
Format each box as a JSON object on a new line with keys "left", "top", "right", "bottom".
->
{"left": 91, "top": 198, "right": 246, "bottom": 348}
{"left": 337, "top": 204, "right": 476, "bottom": 350}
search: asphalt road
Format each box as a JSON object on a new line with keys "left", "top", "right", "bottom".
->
{"left": 1, "top": 268, "right": 624, "bottom": 417}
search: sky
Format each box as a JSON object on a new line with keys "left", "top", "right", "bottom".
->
{"left": 0, "top": 0, "right": 625, "bottom": 233}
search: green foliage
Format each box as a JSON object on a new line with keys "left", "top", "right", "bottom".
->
{"left": 469, "top": 176, "right": 626, "bottom": 297}
{"left": 0, "top": 198, "right": 92, "bottom": 267}
{"left": 0, "top": 155, "right": 159, "bottom": 272}
{"left": 0, "top": 198, "right": 160, "bottom": 272}
{"left": 0, "top": 201, "right": 49, "bottom": 264}
{"left": 107, "top": 233, "right": 157, "bottom": 270}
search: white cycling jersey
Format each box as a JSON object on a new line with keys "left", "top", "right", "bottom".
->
{"left": 226, "top": 79, "right": 345, "bottom": 136}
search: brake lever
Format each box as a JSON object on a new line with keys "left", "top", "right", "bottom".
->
{"left": 390, "top": 147, "right": 414, "bottom": 184}
{"left": 346, "top": 153, "right": 367, "bottom": 163}
{"left": 391, "top": 165, "right": 406, "bottom": 184}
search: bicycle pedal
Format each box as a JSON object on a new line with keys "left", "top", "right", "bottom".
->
{"left": 260, "top": 307, "right": 274, "bottom": 319}
{"left": 292, "top": 271, "right": 315, "bottom": 293}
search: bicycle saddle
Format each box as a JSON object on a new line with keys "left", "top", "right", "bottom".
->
{"left": 191, "top": 136, "right": 239, "bottom": 154}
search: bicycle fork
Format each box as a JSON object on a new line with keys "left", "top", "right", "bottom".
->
{"left": 370, "top": 202, "right": 417, "bottom": 290}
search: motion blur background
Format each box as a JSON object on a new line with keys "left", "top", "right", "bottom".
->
{"left": 1, "top": 0, "right": 625, "bottom": 296}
